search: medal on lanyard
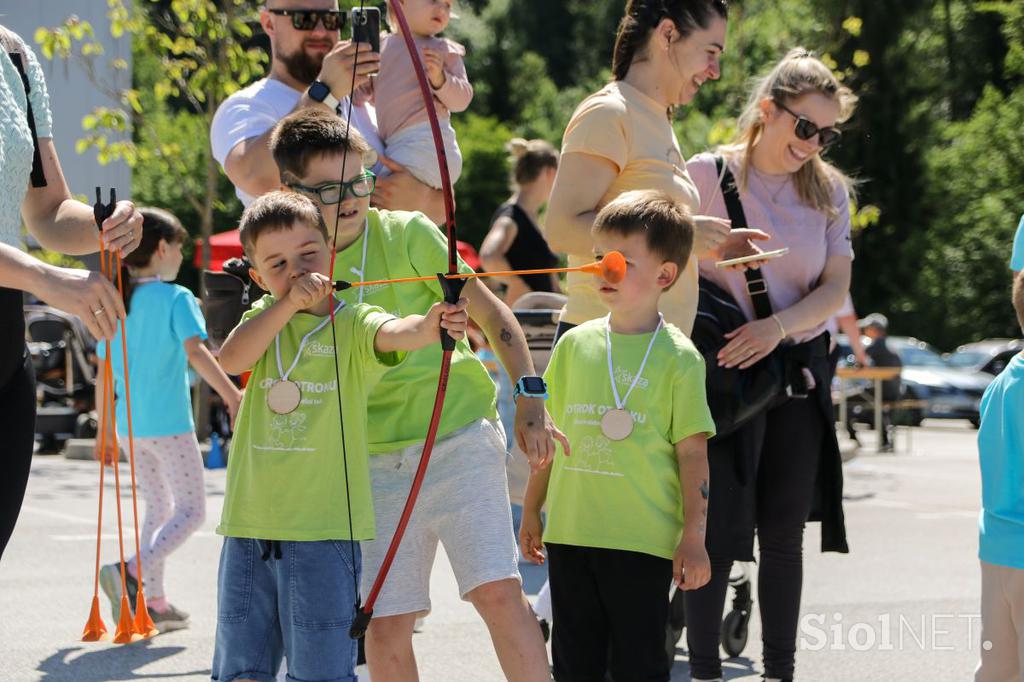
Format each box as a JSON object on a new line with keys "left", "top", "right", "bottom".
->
{"left": 600, "top": 314, "right": 663, "bottom": 441}
{"left": 268, "top": 298, "right": 346, "bottom": 415}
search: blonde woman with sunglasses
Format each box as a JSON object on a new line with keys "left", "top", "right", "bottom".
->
{"left": 684, "top": 48, "right": 856, "bottom": 682}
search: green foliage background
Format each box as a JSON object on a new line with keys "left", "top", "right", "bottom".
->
{"left": 38, "top": 0, "right": 1024, "bottom": 350}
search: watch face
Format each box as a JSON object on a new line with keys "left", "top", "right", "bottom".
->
{"left": 522, "top": 376, "right": 546, "bottom": 393}
{"left": 309, "top": 81, "right": 330, "bottom": 102}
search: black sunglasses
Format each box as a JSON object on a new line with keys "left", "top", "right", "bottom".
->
{"left": 774, "top": 100, "right": 842, "bottom": 148}
{"left": 268, "top": 8, "right": 346, "bottom": 31}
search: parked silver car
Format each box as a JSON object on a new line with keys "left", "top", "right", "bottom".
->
{"left": 946, "top": 338, "right": 1023, "bottom": 377}
{"left": 836, "top": 336, "right": 992, "bottom": 427}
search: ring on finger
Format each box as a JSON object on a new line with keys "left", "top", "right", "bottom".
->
{"left": 92, "top": 306, "right": 105, "bottom": 316}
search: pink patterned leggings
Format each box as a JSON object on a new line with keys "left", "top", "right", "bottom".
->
{"left": 126, "top": 432, "right": 206, "bottom": 598}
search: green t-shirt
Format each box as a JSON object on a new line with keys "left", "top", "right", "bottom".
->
{"left": 217, "top": 296, "right": 401, "bottom": 541}
{"left": 542, "top": 318, "right": 716, "bottom": 560}
{"left": 333, "top": 209, "right": 498, "bottom": 453}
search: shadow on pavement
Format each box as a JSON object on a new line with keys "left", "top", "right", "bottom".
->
{"left": 36, "top": 641, "right": 209, "bottom": 681}
{"left": 670, "top": 649, "right": 758, "bottom": 680}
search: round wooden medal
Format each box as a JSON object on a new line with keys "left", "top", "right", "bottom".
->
{"left": 267, "top": 379, "right": 302, "bottom": 415}
{"left": 601, "top": 408, "right": 634, "bottom": 441}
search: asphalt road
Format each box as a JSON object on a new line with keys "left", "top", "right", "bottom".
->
{"left": 1, "top": 420, "right": 985, "bottom": 681}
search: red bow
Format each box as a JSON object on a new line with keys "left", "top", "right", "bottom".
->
{"left": 342, "top": 0, "right": 462, "bottom": 639}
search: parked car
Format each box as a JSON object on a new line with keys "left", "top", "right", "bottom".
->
{"left": 946, "top": 338, "right": 1022, "bottom": 377}
{"left": 886, "top": 337, "right": 991, "bottom": 427}
{"left": 834, "top": 335, "right": 992, "bottom": 427}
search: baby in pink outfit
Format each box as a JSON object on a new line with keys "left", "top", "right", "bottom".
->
{"left": 355, "top": 0, "right": 472, "bottom": 189}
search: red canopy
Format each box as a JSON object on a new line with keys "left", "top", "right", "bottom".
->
{"left": 194, "top": 229, "right": 243, "bottom": 272}
{"left": 195, "top": 228, "right": 480, "bottom": 273}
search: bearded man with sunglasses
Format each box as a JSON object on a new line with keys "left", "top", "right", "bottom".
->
{"left": 211, "top": 0, "right": 446, "bottom": 224}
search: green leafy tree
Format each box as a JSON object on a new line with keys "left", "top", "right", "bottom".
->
{"left": 912, "top": 1, "right": 1024, "bottom": 347}
{"left": 35, "top": 0, "right": 267, "bottom": 274}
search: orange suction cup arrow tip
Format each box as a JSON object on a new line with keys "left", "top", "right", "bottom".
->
{"left": 580, "top": 251, "right": 626, "bottom": 283}
{"left": 133, "top": 591, "right": 158, "bottom": 638}
{"left": 600, "top": 251, "right": 626, "bottom": 283}
{"left": 81, "top": 595, "right": 108, "bottom": 641}
{"left": 113, "top": 595, "right": 135, "bottom": 644}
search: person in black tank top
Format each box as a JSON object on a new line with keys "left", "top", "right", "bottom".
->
{"left": 480, "top": 138, "right": 561, "bottom": 305}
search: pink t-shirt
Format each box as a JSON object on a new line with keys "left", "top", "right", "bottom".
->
{"left": 688, "top": 152, "right": 854, "bottom": 343}
{"left": 355, "top": 33, "right": 472, "bottom": 141}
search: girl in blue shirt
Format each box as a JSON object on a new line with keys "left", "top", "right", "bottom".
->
{"left": 97, "top": 208, "right": 241, "bottom": 632}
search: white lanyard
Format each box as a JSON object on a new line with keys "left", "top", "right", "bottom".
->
{"left": 605, "top": 313, "right": 663, "bottom": 410}
{"left": 274, "top": 298, "right": 346, "bottom": 382}
{"left": 347, "top": 218, "right": 370, "bottom": 305}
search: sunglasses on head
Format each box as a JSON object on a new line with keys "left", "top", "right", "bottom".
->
{"left": 268, "top": 8, "right": 346, "bottom": 31}
{"left": 774, "top": 100, "right": 842, "bottom": 148}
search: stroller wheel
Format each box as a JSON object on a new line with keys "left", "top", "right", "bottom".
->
{"left": 721, "top": 608, "right": 749, "bottom": 657}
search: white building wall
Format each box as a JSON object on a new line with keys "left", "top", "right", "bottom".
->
{"left": 1, "top": 2, "right": 132, "bottom": 201}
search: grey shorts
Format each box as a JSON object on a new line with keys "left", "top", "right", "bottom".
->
{"left": 360, "top": 418, "right": 521, "bottom": 618}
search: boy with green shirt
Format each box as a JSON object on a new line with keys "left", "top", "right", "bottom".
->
{"left": 520, "top": 190, "right": 716, "bottom": 681}
{"left": 211, "top": 191, "right": 468, "bottom": 682}
{"left": 268, "top": 108, "right": 562, "bottom": 680}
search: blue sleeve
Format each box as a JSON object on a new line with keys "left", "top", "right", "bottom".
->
{"left": 171, "top": 289, "right": 208, "bottom": 343}
{"left": 1012, "top": 214, "right": 1024, "bottom": 271}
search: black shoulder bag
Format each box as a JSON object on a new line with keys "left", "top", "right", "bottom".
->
{"left": 691, "top": 156, "right": 786, "bottom": 437}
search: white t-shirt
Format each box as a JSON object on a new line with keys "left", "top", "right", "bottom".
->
{"left": 210, "top": 77, "right": 384, "bottom": 206}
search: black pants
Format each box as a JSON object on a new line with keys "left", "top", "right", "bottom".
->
{"left": 0, "top": 287, "right": 36, "bottom": 561}
{"left": 547, "top": 543, "right": 672, "bottom": 682}
{"left": 685, "top": 396, "right": 823, "bottom": 680}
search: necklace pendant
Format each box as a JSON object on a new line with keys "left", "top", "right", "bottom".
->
{"left": 267, "top": 379, "right": 302, "bottom": 415}
{"left": 601, "top": 408, "right": 634, "bottom": 441}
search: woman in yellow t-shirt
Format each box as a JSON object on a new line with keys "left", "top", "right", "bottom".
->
{"left": 545, "top": 0, "right": 765, "bottom": 339}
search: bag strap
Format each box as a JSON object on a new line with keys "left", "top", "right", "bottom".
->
{"left": 714, "top": 154, "right": 770, "bottom": 319}
{"left": 2, "top": 28, "right": 46, "bottom": 188}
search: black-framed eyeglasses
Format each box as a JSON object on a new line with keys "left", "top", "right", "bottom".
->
{"left": 289, "top": 171, "right": 376, "bottom": 205}
{"left": 774, "top": 100, "right": 842, "bottom": 148}
{"left": 267, "top": 8, "right": 346, "bottom": 31}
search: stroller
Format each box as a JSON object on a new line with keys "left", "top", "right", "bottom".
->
{"left": 24, "top": 303, "right": 98, "bottom": 451}
{"left": 203, "top": 257, "right": 268, "bottom": 350}
{"left": 665, "top": 562, "right": 754, "bottom": 662}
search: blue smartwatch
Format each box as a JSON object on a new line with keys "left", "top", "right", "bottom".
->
{"left": 513, "top": 375, "right": 548, "bottom": 401}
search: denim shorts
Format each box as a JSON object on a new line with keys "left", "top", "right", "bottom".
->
{"left": 211, "top": 537, "right": 361, "bottom": 682}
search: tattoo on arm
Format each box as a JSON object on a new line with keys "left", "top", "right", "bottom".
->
{"left": 699, "top": 479, "right": 709, "bottom": 501}
{"left": 499, "top": 326, "right": 513, "bottom": 347}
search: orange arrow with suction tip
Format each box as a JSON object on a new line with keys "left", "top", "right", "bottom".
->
{"left": 334, "top": 251, "right": 626, "bottom": 291}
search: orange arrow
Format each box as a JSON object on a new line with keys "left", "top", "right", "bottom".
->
{"left": 334, "top": 251, "right": 626, "bottom": 291}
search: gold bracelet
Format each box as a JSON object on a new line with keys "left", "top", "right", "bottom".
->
{"left": 771, "top": 314, "right": 786, "bottom": 340}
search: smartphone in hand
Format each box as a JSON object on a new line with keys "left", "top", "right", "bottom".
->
{"left": 351, "top": 6, "right": 381, "bottom": 53}
{"left": 715, "top": 248, "right": 790, "bottom": 269}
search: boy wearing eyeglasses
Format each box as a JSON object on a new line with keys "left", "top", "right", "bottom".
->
{"left": 268, "top": 107, "right": 562, "bottom": 679}
{"left": 212, "top": 191, "right": 469, "bottom": 682}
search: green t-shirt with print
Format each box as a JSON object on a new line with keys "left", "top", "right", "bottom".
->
{"left": 542, "top": 317, "right": 716, "bottom": 560}
{"left": 217, "top": 296, "right": 401, "bottom": 541}
{"left": 333, "top": 209, "right": 498, "bottom": 453}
